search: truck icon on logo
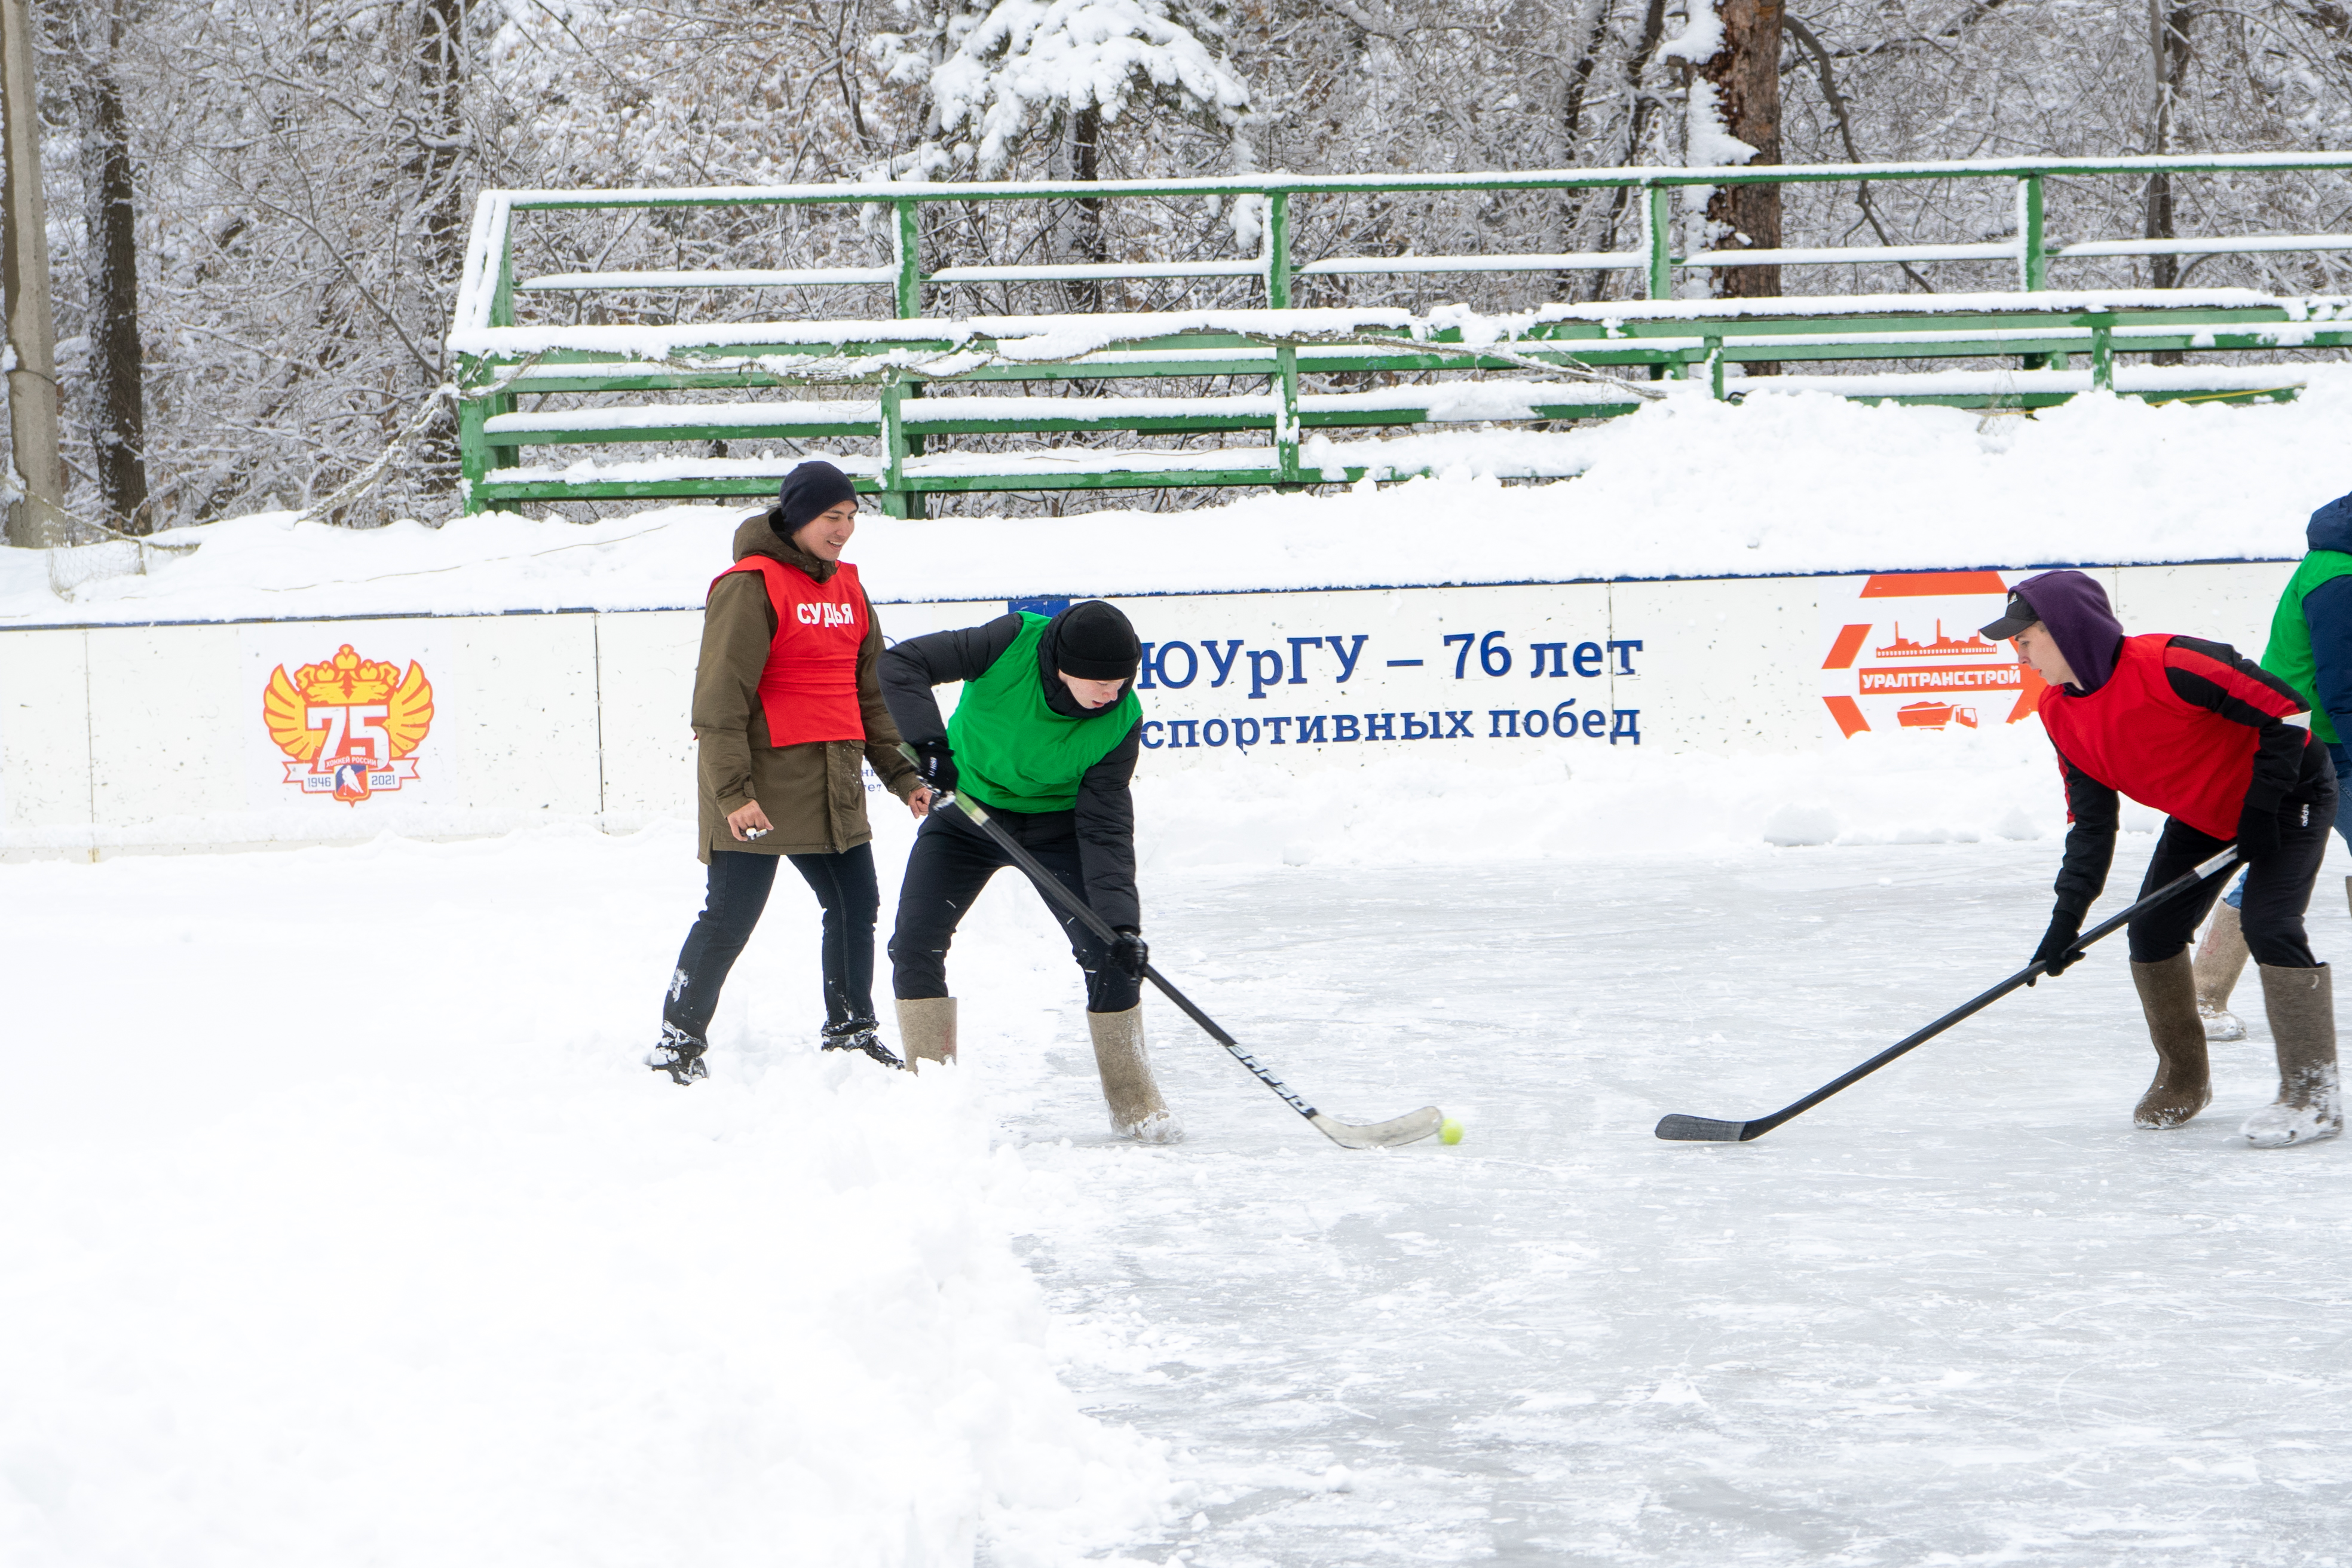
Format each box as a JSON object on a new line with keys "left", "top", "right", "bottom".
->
{"left": 1895, "top": 701, "right": 1979, "bottom": 730}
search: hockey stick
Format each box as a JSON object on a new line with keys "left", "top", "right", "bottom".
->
{"left": 902, "top": 757, "right": 1444, "bottom": 1149}
{"left": 1655, "top": 847, "right": 2243, "bottom": 1144}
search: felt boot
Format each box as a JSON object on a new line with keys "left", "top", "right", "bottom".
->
{"left": 2242, "top": 963, "right": 2344, "bottom": 1148}
{"left": 2192, "top": 901, "right": 2250, "bottom": 1043}
{"left": 895, "top": 996, "right": 957, "bottom": 1073}
{"left": 1086, "top": 1006, "right": 1182, "bottom": 1144}
{"left": 2130, "top": 950, "right": 2212, "bottom": 1129}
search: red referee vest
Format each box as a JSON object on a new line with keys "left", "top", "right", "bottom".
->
{"left": 2038, "top": 633, "right": 2261, "bottom": 840}
{"left": 709, "top": 556, "right": 869, "bottom": 746}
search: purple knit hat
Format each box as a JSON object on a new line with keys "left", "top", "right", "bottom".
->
{"left": 1979, "top": 569, "right": 2124, "bottom": 691}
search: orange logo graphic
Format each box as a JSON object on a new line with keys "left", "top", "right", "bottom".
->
{"left": 1821, "top": 572, "right": 2044, "bottom": 739}
{"left": 262, "top": 645, "right": 434, "bottom": 803}
{"left": 1872, "top": 621, "right": 1998, "bottom": 660}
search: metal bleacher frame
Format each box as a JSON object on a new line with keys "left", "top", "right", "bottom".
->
{"left": 448, "top": 154, "right": 2352, "bottom": 516}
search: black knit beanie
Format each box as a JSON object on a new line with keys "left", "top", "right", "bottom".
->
{"left": 1050, "top": 600, "right": 1141, "bottom": 681}
{"left": 770, "top": 461, "right": 859, "bottom": 541}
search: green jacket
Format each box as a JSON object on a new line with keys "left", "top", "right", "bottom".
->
{"left": 2261, "top": 549, "right": 2352, "bottom": 745}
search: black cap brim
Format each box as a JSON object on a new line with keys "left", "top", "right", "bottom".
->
{"left": 1979, "top": 593, "right": 2038, "bottom": 641}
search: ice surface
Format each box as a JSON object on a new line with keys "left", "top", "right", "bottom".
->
{"left": 987, "top": 832, "right": 2352, "bottom": 1564}
{"left": 7, "top": 787, "right": 2351, "bottom": 1564}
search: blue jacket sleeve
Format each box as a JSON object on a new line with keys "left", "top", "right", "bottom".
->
{"left": 2302, "top": 574, "right": 2352, "bottom": 741}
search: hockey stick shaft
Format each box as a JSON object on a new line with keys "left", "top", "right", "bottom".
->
{"left": 909, "top": 770, "right": 1324, "bottom": 1120}
{"left": 1659, "top": 847, "right": 2242, "bottom": 1141}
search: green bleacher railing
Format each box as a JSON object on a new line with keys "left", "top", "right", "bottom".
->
{"left": 449, "top": 154, "right": 2352, "bottom": 515}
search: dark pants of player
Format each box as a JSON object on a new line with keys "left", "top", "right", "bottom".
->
{"left": 2224, "top": 741, "right": 2352, "bottom": 912}
{"left": 663, "top": 844, "right": 882, "bottom": 1044}
{"left": 2130, "top": 764, "right": 2337, "bottom": 969}
{"left": 889, "top": 807, "right": 1139, "bottom": 1013}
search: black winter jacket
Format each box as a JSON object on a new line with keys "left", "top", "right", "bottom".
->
{"left": 879, "top": 611, "right": 1143, "bottom": 930}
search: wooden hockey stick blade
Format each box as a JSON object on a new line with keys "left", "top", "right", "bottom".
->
{"left": 1653, "top": 1113, "right": 1759, "bottom": 1143}
{"left": 1310, "top": 1107, "right": 1446, "bottom": 1149}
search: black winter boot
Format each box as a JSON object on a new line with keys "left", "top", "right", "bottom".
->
{"left": 646, "top": 1023, "right": 709, "bottom": 1085}
{"left": 821, "top": 1018, "right": 905, "bottom": 1070}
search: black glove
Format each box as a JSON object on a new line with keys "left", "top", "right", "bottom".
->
{"left": 1110, "top": 928, "right": 1149, "bottom": 981}
{"left": 2029, "top": 908, "right": 2085, "bottom": 985}
{"left": 2235, "top": 798, "right": 2281, "bottom": 865}
{"left": 912, "top": 739, "right": 957, "bottom": 794}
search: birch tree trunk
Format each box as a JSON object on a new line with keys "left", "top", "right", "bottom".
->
{"left": 0, "top": 0, "right": 61, "bottom": 546}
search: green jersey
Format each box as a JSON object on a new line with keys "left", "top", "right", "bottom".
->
{"left": 947, "top": 612, "right": 1143, "bottom": 811}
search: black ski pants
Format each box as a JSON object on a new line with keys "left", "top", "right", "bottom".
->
{"left": 663, "top": 844, "right": 882, "bottom": 1046}
{"left": 889, "top": 807, "right": 1139, "bottom": 1014}
{"left": 2129, "top": 767, "right": 2337, "bottom": 969}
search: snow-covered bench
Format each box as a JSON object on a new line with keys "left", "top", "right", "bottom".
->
{"left": 451, "top": 292, "right": 2348, "bottom": 512}
{"left": 449, "top": 167, "right": 2352, "bottom": 514}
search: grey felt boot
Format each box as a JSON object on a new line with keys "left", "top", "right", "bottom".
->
{"left": 2192, "top": 901, "right": 2250, "bottom": 1043}
{"left": 2242, "top": 963, "right": 2344, "bottom": 1148}
{"left": 1086, "top": 1006, "right": 1182, "bottom": 1143}
{"left": 895, "top": 996, "right": 957, "bottom": 1073}
{"left": 2130, "top": 950, "right": 2212, "bottom": 1129}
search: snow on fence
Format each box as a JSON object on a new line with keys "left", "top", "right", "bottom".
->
{"left": 0, "top": 561, "right": 2292, "bottom": 859}
{"left": 451, "top": 156, "right": 2352, "bottom": 517}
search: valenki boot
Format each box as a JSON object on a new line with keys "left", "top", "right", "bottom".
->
{"left": 1086, "top": 1006, "right": 1183, "bottom": 1144}
{"left": 2243, "top": 963, "right": 2344, "bottom": 1147}
{"left": 895, "top": 996, "right": 957, "bottom": 1073}
{"left": 2130, "top": 950, "right": 2212, "bottom": 1129}
{"left": 2192, "top": 901, "right": 2250, "bottom": 1043}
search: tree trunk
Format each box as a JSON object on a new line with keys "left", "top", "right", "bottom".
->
{"left": 1696, "top": 0, "right": 1784, "bottom": 370}
{"left": 1070, "top": 103, "right": 1105, "bottom": 313}
{"left": 416, "top": 0, "right": 470, "bottom": 278}
{"left": 82, "top": 0, "right": 149, "bottom": 533}
{"left": 0, "top": 0, "right": 63, "bottom": 546}
{"left": 406, "top": 0, "right": 469, "bottom": 509}
{"left": 2143, "top": 0, "right": 2194, "bottom": 362}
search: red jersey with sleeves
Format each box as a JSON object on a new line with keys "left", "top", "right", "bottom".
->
{"left": 2038, "top": 632, "right": 2309, "bottom": 838}
{"left": 708, "top": 556, "right": 869, "bottom": 746}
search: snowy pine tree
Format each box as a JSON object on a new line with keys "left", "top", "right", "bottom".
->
{"left": 878, "top": 0, "right": 1249, "bottom": 180}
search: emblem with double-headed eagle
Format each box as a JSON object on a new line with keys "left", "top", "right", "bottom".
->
{"left": 262, "top": 644, "right": 436, "bottom": 803}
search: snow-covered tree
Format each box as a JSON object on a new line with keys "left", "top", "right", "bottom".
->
{"left": 879, "top": 0, "right": 1249, "bottom": 180}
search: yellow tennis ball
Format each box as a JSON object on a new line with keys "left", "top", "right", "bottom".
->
{"left": 1440, "top": 1117, "right": 1464, "bottom": 1146}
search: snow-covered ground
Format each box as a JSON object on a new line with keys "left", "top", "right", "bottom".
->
{"left": 7, "top": 795, "right": 2349, "bottom": 1565}
{"left": 8, "top": 379, "right": 2352, "bottom": 626}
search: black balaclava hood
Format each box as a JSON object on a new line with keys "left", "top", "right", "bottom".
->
{"left": 768, "top": 461, "right": 858, "bottom": 543}
{"left": 2008, "top": 569, "right": 2126, "bottom": 693}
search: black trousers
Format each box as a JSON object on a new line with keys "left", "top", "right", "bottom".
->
{"left": 663, "top": 844, "right": 881, "bottom": 1045}
{"left": 888, "top": 808, "right": 1139, "bottom": 1013}
{"left": 2129, "top": 767, "right": 2337, "bottom": 969}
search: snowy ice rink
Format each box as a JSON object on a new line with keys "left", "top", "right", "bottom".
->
{"left": 7, "top": 808, "right": 2350, "bottom": 1566}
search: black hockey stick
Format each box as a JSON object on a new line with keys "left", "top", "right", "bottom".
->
{"left": 901, "top": 755, "right": 1443, "bottom": 1149}
{"left": 1655, "top": 847, "right": 2243, "bottom": 1144}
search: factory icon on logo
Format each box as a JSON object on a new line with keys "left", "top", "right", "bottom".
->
{"left": 262, "top": 644, "right": 436, "bottom": 803}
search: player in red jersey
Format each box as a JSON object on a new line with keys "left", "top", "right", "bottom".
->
{"left": 1985, "top": 569, "right": 2340, "bottom": 1146}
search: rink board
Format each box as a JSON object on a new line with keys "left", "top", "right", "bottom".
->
{"left": 0, "top": 560, "right": 2291, "bottom": 856}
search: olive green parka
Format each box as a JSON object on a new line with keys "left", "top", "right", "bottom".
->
{"left": 692, "top": 514, "right": 921, "bottom": 862}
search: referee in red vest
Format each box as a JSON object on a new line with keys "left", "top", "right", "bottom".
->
{"left": 647, "top": 462, "right": 930, "bottom": 1083}
{"left": 1991, "top": 569, "right": 2340, "bottom": 1146}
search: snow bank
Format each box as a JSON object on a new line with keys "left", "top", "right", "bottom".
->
{"left": 0, "top": 828, "right": 1174, "bottom": 1566}
{"left": 5, "top": 378, "right": 2349, "bottom": 626}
